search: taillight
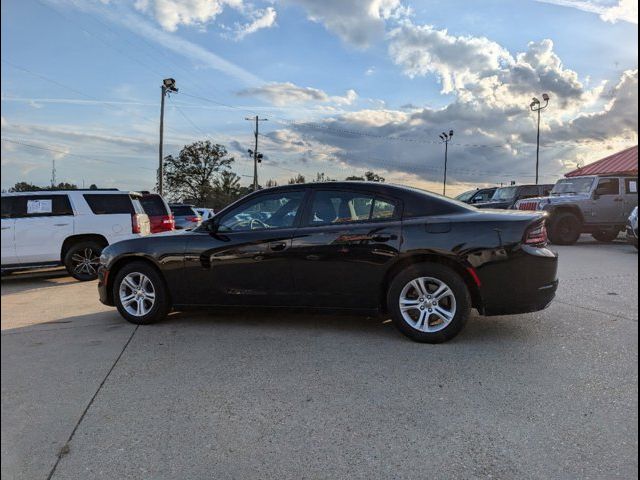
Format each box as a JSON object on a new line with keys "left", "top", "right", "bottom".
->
{"left": 162, "top": 214, "right": 175, "bottom": 229}
{"left": 186, "top": 216, "right": 200, "bottom": 223}
{"left": 132, "top": 214, "right": 141, "bottom": 234}
{"left": 524, "top": 222, "right": 548, "bottom": 246}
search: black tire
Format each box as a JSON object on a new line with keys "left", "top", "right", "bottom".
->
{"left": 591, "top": 230, "right": 619, "bottom": 242}
{"left": 387, "top": 262, "right": 471, "bottom": 343}
{"left": 113, "top": 261, "right": 170, "bottom": 325}
{"left": 548, "top": 212, "right": 582, "bottom": 245}
{"left": 64, "top": 241, "right": 104, "bottom": 281}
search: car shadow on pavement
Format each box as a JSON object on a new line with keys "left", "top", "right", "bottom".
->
{"left": 1, "top": 269, "right": 76, "bottom": 295}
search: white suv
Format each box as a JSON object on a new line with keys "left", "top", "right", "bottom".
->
{"left": 1, "top": 190, "right": 150, "bottom": 281}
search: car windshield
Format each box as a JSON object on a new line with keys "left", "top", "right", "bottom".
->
{"left": 491, "top": 187, "right": 518, "bottom": 201}
{"left": 455, "top": 190, "right": 475, "bottom": 201}
{"left": 551, "top": 177, "right": 594, "bottom": 195}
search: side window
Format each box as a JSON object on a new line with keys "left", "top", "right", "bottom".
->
{"left": 306, "top": 190, "right": 398, "bottom": 226}
{"left": 624, "top": 178, "right": 638, "bottom": 194}
{"left": 219, "top": 191, "right": 305, "bottom": 232}
{"left": 1, "top": 197, "right": 13, "bottom": 219}
{"left": 84, "top": 194, "right": 134, "bottom": 214}
{"left": 519, "top": 186, "right": 540, "bottom": 199}
{"left": 371, "top": 199, "right": 396, "bottom": 220}
{"left": 11, "top": 195, "right": 72, "bottom": 218}
{"left": 596, "top": 178, "right": 620, "bottom": 196}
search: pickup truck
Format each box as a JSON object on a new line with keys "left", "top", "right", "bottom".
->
{"left": 514, "top": 175, "right": 638, "bottom": 245}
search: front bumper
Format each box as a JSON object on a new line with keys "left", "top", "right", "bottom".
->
{"left": 97, "top": 266, "right": 113, "bottom": 306}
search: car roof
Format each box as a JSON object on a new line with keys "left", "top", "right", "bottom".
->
{"left": 2, "top": 190, "right": 140, "bottom": 196}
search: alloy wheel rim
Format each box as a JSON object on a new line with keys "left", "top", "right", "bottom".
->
{"left": 119, "top": 272, "right": 156, "bottom": 317}
{"left": 399, "top": 276, "right": 457, "bottom": 332}
{"left": 71, "top": 248, "right": 100, "bottom": 276}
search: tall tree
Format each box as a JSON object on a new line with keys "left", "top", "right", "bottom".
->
{"left": 288, "top": 174, "right": 306, "bottom": 184}
{"left": 163, "top": 141, "right": 234, "bottom": 204}
{"left": 265, "top": 179, "right": 278, "bottom": 188}
{"left": 209, "top": 170, "right": 243, "bottom": 210}
{"left": 364, "top": 171, "right": 385, "bottom": 182}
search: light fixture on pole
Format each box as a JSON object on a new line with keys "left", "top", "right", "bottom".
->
{"left": 439, "top": 130, "right": 454, "bottom": 196}
{"left": 529, "top": 93, "right": 550, "bottom": 185}
{"left": 158, "top": 78, "right": 178, "bottom": 196}
{"left": 245, "top": 116, "right": 268, "bottom": 191}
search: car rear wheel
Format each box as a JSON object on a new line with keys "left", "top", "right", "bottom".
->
{"left": 591, "top": 230, "right": 619, "bottom": 242}
{"left": 64, "top": 241, "right": 103, "bottom": 281}
{"left": 387, "top": 263, "right": 471, "bottom": 343}
{"left": 549, "top": 212, "right": 581, "bottom": 245}
{"left": 113, "top": 261, "right": 170, "bottom": 325}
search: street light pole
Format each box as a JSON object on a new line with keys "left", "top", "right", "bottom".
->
{"left": 530, "top": 93, "right": 550, "bottom": 185}
{"left": 439, "top": 130, "right": 454, "bottom": 196}
{"left": 245, "top": 115, "right": 268, "bottom": 191}
{"left": 158, "top": 78, "right": 178, "bottom": 196}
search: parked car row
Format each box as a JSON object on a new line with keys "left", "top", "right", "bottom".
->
{"left": 1, "top": 190, "right": 213, "bottom": 280}
{"left": 458, "top": 174, "right": 638, "bottom": 246}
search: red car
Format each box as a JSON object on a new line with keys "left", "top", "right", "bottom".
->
{"left": 139, "top": 193, "right": 175, "bottom": 233}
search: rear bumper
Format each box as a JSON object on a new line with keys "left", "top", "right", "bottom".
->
{"left": 97, "top": 267, "right": 113, "bottom": 306}
{"left": 482, "top": 279, "right": 558, "bottom": 316}
{"left": 475, "top": 245, "right": 559, "bottom": 316}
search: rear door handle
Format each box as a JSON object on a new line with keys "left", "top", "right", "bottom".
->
{"left": 613, "top": 198, "right": 624, "bottom": 202}
{"left": 54, "top": 223, "right": 70, "bottom": 226}
{"left": 1, "top": 227, "right": 10, "bottom": 230}
{"left": 269, "top": 241, "right": 288, "bottom": 252}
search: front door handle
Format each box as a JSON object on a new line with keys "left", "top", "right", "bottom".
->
{"left": 269, "top": 241, "right": 288, "bottom": 252}
{"left": 1, "top": 227, "right": 10, "bottom": 230}
{"left": 613, "top": 198, "right": 624, "bottom": 202}
{"left": 54, "top": 223, "right": 70, "bottom": 226}
{"left": 370, "top": 234, "right": 398, "bottom": 242}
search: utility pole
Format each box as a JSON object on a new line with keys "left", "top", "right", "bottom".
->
{"left": 438, "top": 130, "right": 454, "bottom": 196}
{"left": 245, "top": 115, "right": 268, "bottom": 191}
{"left": 51, "top": 159, "right": 56, "bottom": 187}
{"left": 158, "top": 78, "right": 178, "bottom": 196}
{"left": 529, "top": 93, "right": 550, "bottom": 185}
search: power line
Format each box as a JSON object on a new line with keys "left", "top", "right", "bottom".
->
{"left": 1, "top": 138, "right": 156, "bottom": 171}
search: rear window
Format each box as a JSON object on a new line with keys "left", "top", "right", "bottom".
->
{"left": 171, "top": 205, "right": 197, "bottom": 216}
{"left": 84, "top": 194, "right": 135, "bottom": 215}
{"left": 8, "top": 195, "right": 73, "bottom": 218}
{"left": 140, "top": 195, "right": 169, "bottom": 216}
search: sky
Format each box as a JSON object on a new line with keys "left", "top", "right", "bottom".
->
{"left": 1, "top": 0, "right": 638, "bottom": 195}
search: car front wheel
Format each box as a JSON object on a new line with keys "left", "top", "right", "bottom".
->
{"left": 549, "top": 212, "right": 581, "bottom": 245}
{"left": 113, "top": 261, "right": 170, "bottom": 325}
{"left": 388, "top": 263, "right": 471, "bottom": 343}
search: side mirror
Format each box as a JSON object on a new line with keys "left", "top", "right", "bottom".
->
{"left": 205, "top": 217, "right": 220, "bottom": 233}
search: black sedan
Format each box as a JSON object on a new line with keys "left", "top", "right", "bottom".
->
{"left": 98, "top": 182, "right": 559, "bottom": 343}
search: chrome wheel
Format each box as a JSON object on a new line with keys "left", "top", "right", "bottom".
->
{"left": 399, "top": 276, "right": 457, "bottom": 332}
{"left": 119, "top": 272, "right": 156, "bottom": 317}
{"left": 71, "top": 247, "right": 100, "bottom": 276}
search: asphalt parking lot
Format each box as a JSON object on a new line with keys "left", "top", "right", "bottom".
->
{"left": 1, "top": 236, "right": 638, "bottom": 480}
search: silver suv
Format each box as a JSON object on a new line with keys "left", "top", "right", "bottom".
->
{"left": 515, "top": 175, "right": 638, "bottom": 245}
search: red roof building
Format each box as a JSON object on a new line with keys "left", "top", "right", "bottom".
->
{"left": 565, "top": 145, "right": 638, "bottom": 177}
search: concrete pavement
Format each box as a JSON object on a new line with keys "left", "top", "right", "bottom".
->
{"left": 1, "top": 237, "right": 637, "bottom": 480}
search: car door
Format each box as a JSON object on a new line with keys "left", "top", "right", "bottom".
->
{"left": 13, "top": 195, "right": 75, "bottom": 264}
{"left": 591, "top": 177, "right": 623, "bottom": 224}
{"left": 180, "top": 189, "right": 307, "bottom": 306}
{"left": 288, "top": 188, "right": 402, "bottom": 309}
{"left": 1, "top": 197, "right": 18, "bottom": 265}
{"left": 622, "top": 177, "right": 638, "bottom": 218}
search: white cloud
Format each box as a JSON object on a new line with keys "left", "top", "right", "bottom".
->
{"left": 281, "top": 0, "right": 410, "bottom": 47}
{"left": 535, "top": 0, "right": 638, "bottom": 24}
{"left": 133, "top": 0, "right": 236, "bottom": 31}
{"left": 237, "top": 82, "right": 358, "bottom": 106}
{"left": 232, "top": 6, "right": 277, "bottom": 40}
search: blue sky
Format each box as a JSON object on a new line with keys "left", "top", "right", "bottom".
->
{"left": 1, "top": 0, "right": 637, "bottom": 195}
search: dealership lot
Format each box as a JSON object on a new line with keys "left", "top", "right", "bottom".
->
{"left": 1, "top": 238, "right": 637, "bottom": 480}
